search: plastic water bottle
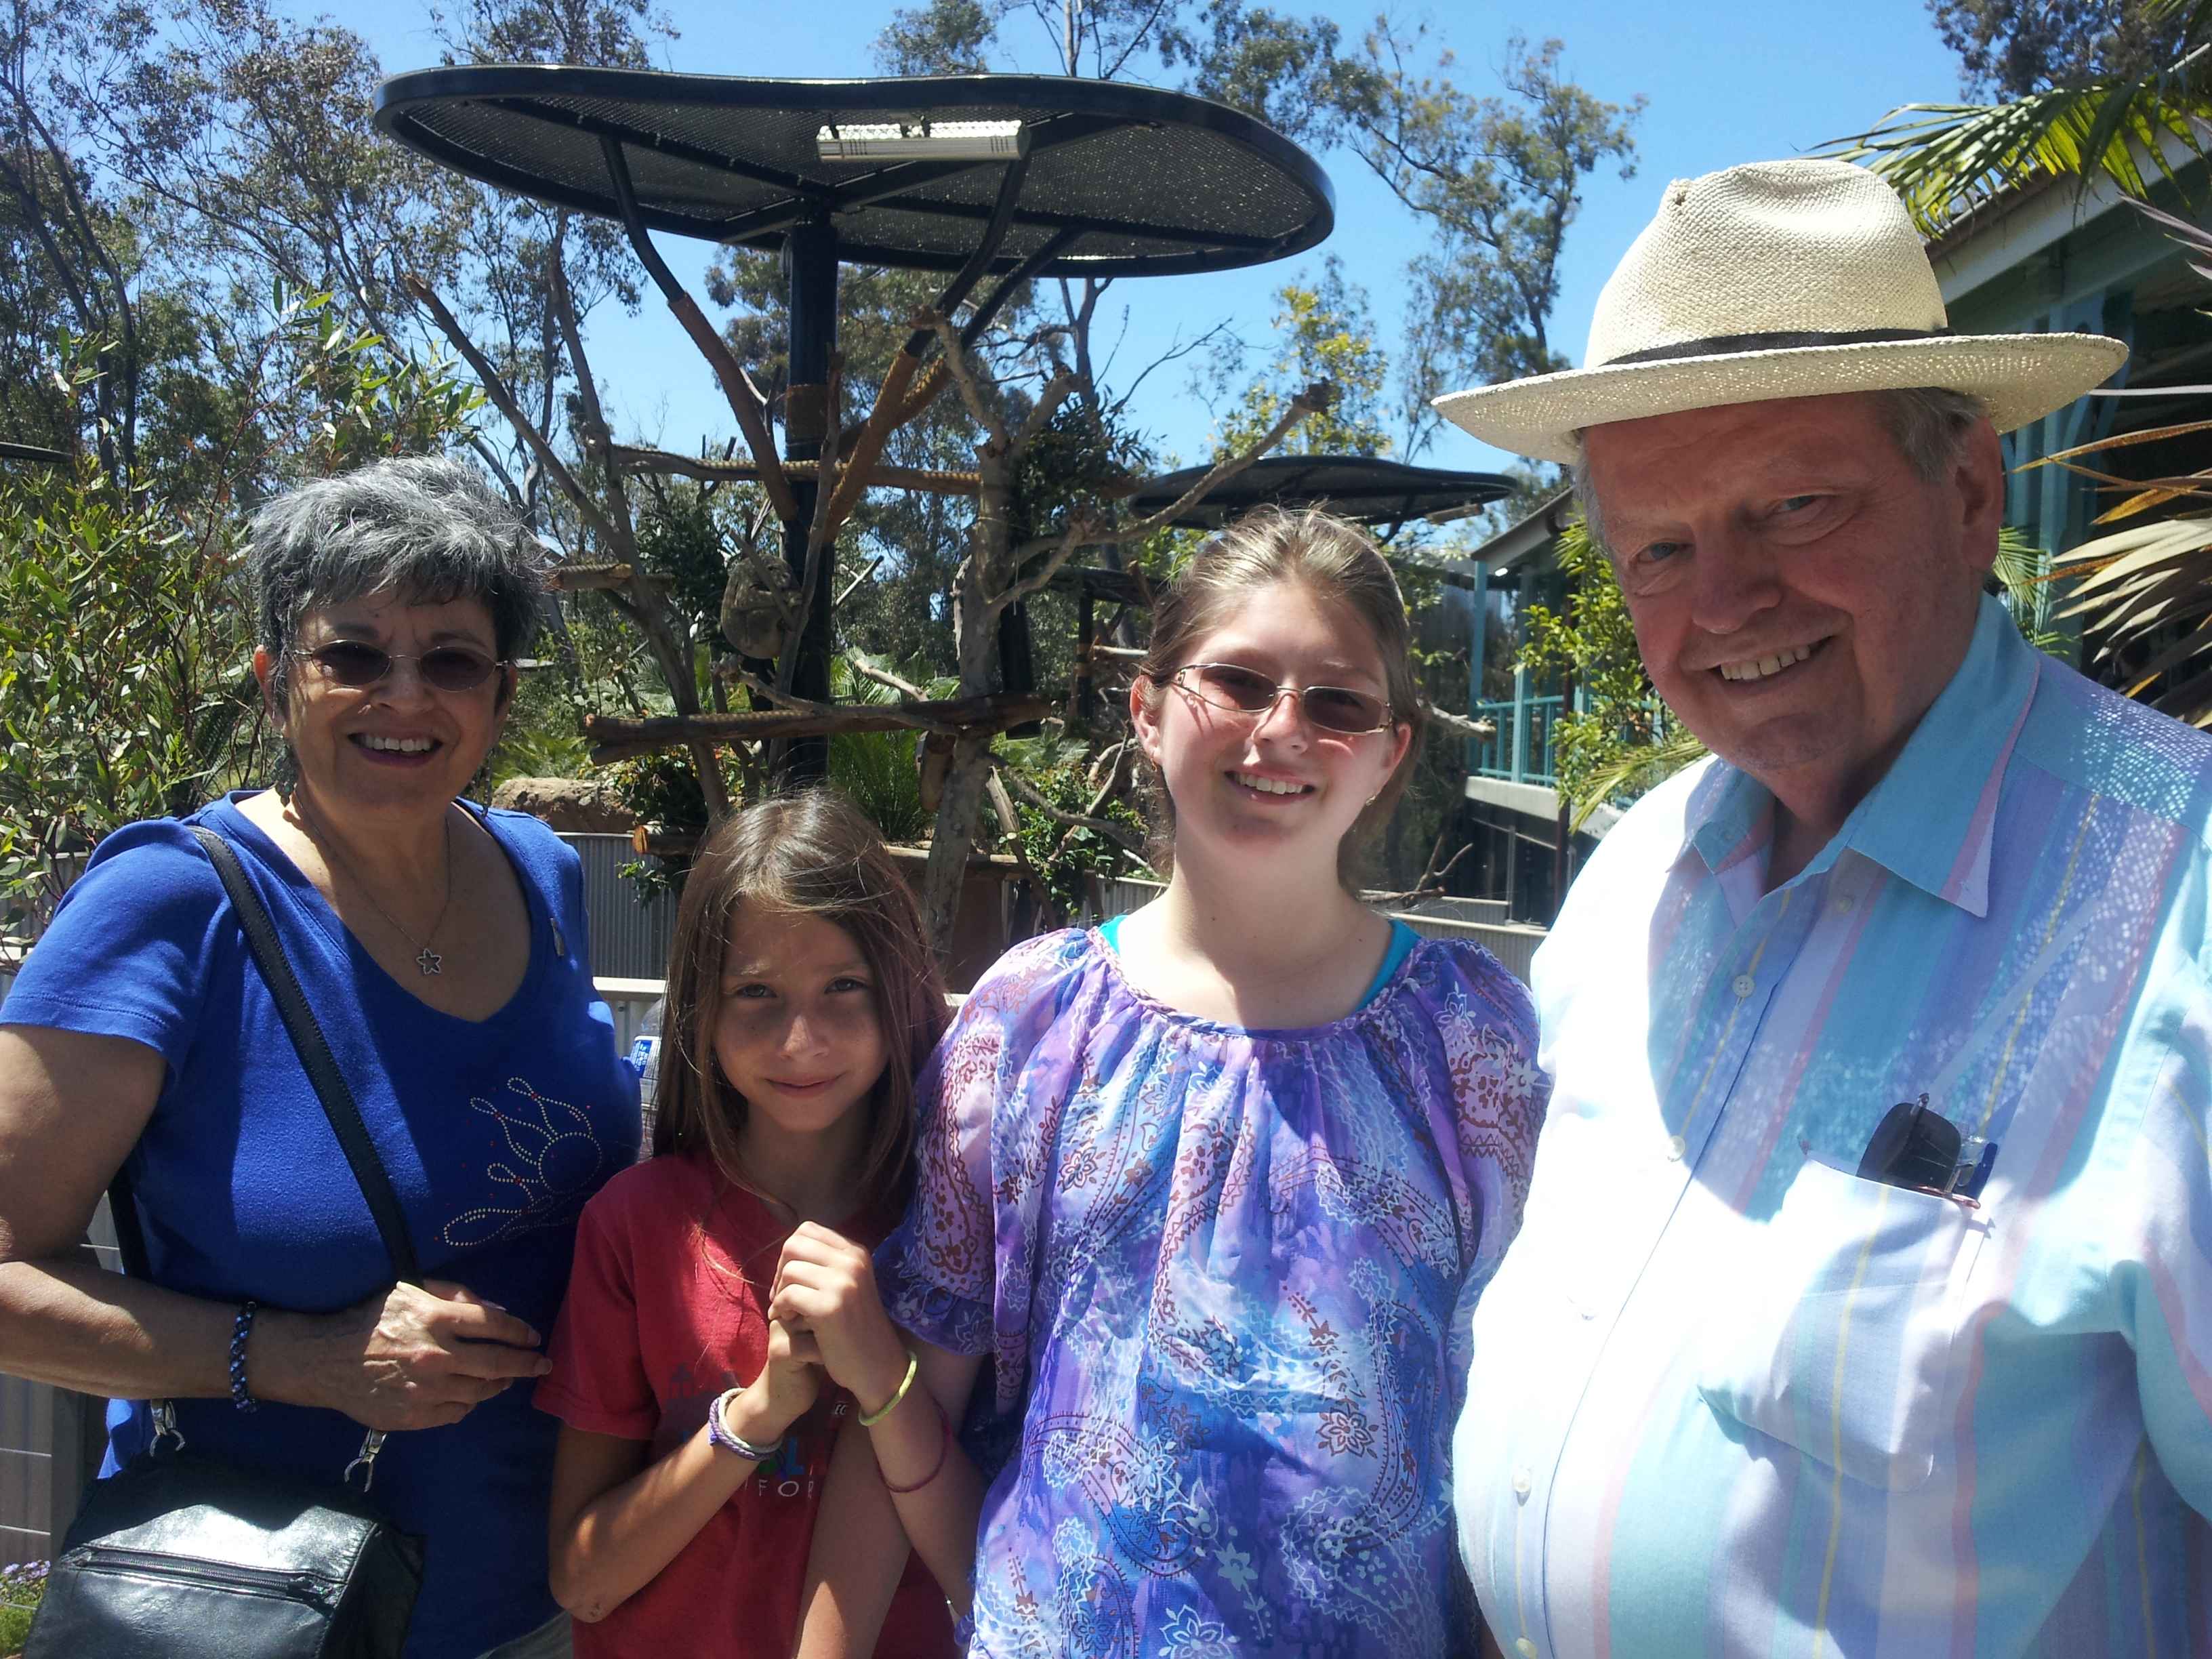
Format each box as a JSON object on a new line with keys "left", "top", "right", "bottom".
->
{"left": 627, "top": 998, "right": 663, "bottom": 1151}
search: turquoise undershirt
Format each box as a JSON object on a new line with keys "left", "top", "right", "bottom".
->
{"left": 1095, "top": 914, "right": 1418, "bottom": 1010}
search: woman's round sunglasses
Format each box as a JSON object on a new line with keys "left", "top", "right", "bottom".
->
{"left": 1154, "top": 662, "right": 1395, "bottom": 735}
{"left": 288, "top": 640, "right": 510, "bottom": 694}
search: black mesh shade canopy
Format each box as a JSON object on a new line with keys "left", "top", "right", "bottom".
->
{"left": 373, "top": 68, "right": 1333, "bottom": 276}
{"left": 1125, "top": 455, "right": 1514, "bottom": 533}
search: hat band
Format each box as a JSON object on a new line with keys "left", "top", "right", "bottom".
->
{"left": 1601, "top": 326, "right": 1956, "bottom": 367}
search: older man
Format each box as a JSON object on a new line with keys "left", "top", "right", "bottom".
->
{"left": 1437, "top": 159, "right": 2209, "bottom": 1656}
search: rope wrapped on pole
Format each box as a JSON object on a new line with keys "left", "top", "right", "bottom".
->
{"left": 547, "top": 562, "right": 644, "bottom": 592}
{"left": 609, "top": 445, "right": 980, "bottom": 497}
{"left": 584, "top": 691, "right": 1054, "bottom": 764}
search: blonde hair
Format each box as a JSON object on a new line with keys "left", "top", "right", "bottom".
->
{"left": 650, "top": 790, "right": 947, "bottom": 1222}
{"left": 1135, "top": 506, "right": 1425, "bottom": 888}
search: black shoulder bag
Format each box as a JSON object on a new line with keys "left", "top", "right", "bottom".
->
{"left": 28, "top": 825, "right": 426, "bottom": 1659}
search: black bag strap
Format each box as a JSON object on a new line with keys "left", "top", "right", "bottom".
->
{"left": 188, "top": 824, "right": 420, "bottom": 1285}
{"left": 105, "top": 827, "right": 420, "bottom": 1288}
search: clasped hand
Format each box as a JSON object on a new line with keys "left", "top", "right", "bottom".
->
{"left": 272, "top": 1278, "right": 552, "bottom": 1432}
{"left": 764, "top": 1221, "right": 911, "bottom": 1418}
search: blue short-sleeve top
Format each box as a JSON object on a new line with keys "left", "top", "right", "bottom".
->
{"left": 1, "top": 793, "right": 641, "bottom": 1658}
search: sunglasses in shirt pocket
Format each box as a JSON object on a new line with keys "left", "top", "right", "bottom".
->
{"left": 1696, "top": 1155, "right": 1990, "bottom": 1492}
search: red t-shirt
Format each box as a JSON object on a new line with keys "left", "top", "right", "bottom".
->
{"left": 536, "top": 1152, "right": 956, "bottom": 1659}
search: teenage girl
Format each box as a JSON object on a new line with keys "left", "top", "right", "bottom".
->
{"left": 535, "top": 791, "right": 961, "bottom": 1658}
{"left": 846, "top": 507, "right": 1551, "bottom": 1655}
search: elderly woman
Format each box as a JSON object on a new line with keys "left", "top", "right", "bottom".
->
{"left": 0, "top": 456, "right": 640, "bottom": 1658}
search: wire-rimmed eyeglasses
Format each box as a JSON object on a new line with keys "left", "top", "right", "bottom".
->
{"left": 1152, "top": 661, "right": 1395, "bottom": 735}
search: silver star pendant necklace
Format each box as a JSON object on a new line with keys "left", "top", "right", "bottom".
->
{"left": 295, "top": 799, "right": 456, "bottom": 977}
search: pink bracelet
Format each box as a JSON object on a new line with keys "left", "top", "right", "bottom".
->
{"left": 881, "top": 1399, "right": 951, "bottom": 1495}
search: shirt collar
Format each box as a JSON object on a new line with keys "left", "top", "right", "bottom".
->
{"left": 1679, "top": 595, "right": 2041, "bottom": 916}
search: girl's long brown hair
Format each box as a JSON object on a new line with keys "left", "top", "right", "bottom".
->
{"left": 651, "top": 789, "right": 947, "bottom": 1221}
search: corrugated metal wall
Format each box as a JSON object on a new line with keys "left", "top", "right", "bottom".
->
{"left": 559, "top": 834, "right": 678, "bottom": 981}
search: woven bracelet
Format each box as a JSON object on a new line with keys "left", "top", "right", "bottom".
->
{"left": 706, "top": 1387, "right": 783, "bottom": 1462}
{"left": 228, "top": 1300, "right": 260, "bottom": 1412}
{"left": 882, "top": 1399, "right": 952, "bottom": 1496}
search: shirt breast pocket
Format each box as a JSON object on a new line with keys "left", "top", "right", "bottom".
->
{"left": 1696, "top": 1156, "right": 1988, "bottom": 1492}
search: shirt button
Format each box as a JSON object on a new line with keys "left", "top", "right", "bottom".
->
{"left": 1732, "top": 972, "right": 1756, "bottom": 998}
{"left": 1516, "top": 1640, "right": 1540, "bottom": 1659}
{"left": 1511, "top": 1467, "right": 1532, "bottom": 1500}
{"left": 1832, "top": 892, "right": 1854, "bottom": 914}
{"left": 1666, "top": 1134, "right": 1687, "bottom": 1161}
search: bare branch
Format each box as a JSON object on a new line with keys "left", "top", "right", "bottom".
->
{"left": 836, "top": 554, "right": 884, "bottom": 607}
{"left": 585, "top": 693, "right": 1055, "bottom": 763}
{"left": 1005, "top": 380, "right": 1334, "bottom": 572}
{"left": 1016, "top": 366, "right": 1083, "bottom": 449}
{"left": 1105, "top": 319, "right": 1236, "bottom": 418}
{"left": 928, "top": 311, "right": 1010, "bottom": 448}
{"left": 996, "top": 764, "right": 1146, "bottom": 857}
{"left": 403, "top": 274, "right": 627, "bottom": 555}
{"left": 1421, "top": 703, "right": 1498, "bottom": 742}
{"left": 1115, "top": 380, "right": 1334, "bottom": 540}
{"left": 985, "top": 769, "right": 1065, "bottom": 931}
{"left": 549, "top": 254, "right": 636, "bottom": 561}
{"left": 1365, "top": 842, "right": 1476, "bottom": 910}
{"left": 596, "top": 136, "right": 800, "bottom": 525}
{"left": 848, "top": 650, "right": 926, "bottom": 700}
{"left": 993, "top": 518, "right": 1090, "bottom": 617}
{"left": 1082, "top": 738, "right": 1132, "bottom": 819}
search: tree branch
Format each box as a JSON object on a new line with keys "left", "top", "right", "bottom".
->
{"left": 928, "top": 312, "right": 1010, "bottom": 448}
{"left": 848, "top": 650, "right": 926, "bottom": 700}
{"left": 609, "top": 445, "right": 979, "bottom": 497}
{"left": 1421, "top": 702, "right": 1498, "bottom": 741}
{"left": 985, "top": 769, "right": 1065, "bottom": 932}
{"left": 403, "top": 274, "right": 628, "bottom": 555}
{"left": 596, "top": 136, "right": 800, "bottom": 525}
{"left": 583, "top": 693, "right": 1055, "bottom": 762}
{"left": 996, "top": 764, "right": 1146, "bottom": 857}
{"left": 549, "top": 254, "right": 636, "bottom": 562}
{"left": 1002, "top": 379, "right": 1335, "bottom": 580}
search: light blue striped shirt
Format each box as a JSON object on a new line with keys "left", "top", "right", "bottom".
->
{"left": 1458, "top": 596, "right": 2212, "bottom": 1656}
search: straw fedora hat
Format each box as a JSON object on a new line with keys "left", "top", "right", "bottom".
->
{"left": 1432, "top": 159, "right": 2128, "bottom": 465}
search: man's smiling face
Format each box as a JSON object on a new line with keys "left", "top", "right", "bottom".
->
{"left": 1582, "top": 390, "right": 2002, "bottom": 819}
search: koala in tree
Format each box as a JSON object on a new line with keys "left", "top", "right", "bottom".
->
{"left": 718, "top": 550, "right": 795, "bottom": 660}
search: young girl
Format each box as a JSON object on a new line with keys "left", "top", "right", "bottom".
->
{"left": 535, "top": 791, "right": 961, "bottom": 1658}
{"left": 857, "top": 507, "right": 1551, "bottom": 1655}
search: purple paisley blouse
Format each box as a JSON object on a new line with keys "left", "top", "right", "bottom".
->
{"left": 876, "top": 926, "right": 1547, "bottom": 1658}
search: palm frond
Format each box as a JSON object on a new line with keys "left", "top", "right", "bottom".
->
{"left": 1991, "top": 524, "right": 2046, "bottom": 592}
{"left": 1820, "top": 81, "right": 2208, "bottom": 235}
{"left": 2025, "top": 414, "right": 2212, "bottom": 465}
{"left": 1565, "top": 727, "right": 1709, "bottom": 832}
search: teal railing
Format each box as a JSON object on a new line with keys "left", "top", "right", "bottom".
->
{"left": 1473, "top": 689, "right": 1565, "bottom": 786}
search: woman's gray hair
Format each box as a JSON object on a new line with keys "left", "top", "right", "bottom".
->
{"left": 1568, "top": 386, "right": 1989, "bottom": 556}
{"left": 249, "top": 455, "right": 546, "bottom": 705}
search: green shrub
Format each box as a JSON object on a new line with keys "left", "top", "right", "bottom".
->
{"left": 0, "top": 1559, "right": 49, "bottom": 1655}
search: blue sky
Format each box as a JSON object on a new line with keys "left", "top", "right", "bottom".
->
{"left": 337, "top": 1, "right": 1967, "bottom": 486}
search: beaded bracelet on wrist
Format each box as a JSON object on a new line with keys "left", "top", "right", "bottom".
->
{"left": 228, "top": 1300, "right": 260, "bottom": 1412}
{"left": 705, "top": 1387, "right": 783, "bottom": 1462}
